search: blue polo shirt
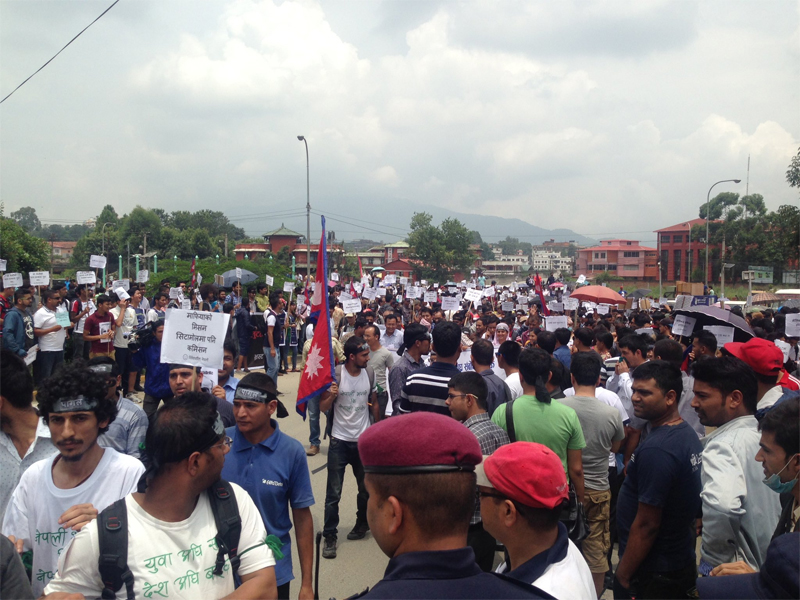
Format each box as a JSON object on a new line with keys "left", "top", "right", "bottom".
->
{"left": 222, "top": 376, "right": 240, "bottom": 403}
{"left": 221, "top": 421, "right": 315, "bottom": 586}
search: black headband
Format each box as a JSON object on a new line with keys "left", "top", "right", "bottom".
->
{"left": 233, "top": 385, "right": 276, "bottom": 404}
{"left": 51, "top": 396, "right": 99, "bottom": 413}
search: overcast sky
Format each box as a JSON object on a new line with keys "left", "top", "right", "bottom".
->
{"left": 2, "top": 0, "right": 798, "bottom": 246}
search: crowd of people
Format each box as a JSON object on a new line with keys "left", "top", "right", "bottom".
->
{"left": 1, "top": 272, "right": 799, "bottom": 599}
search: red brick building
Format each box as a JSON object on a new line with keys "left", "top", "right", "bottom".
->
{"left": 655, "top": 219, "right": 720, "bottom": 282}
{"left": 576, "top": 239, "right": 658, "bottom": 280}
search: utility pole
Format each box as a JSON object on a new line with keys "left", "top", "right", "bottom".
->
{"left": 224, "top": 233, "right": 228, "bottom": 258}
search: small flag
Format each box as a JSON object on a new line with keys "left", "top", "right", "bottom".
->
{"left": 534, "top": 273, "right": 550, "bottom": 317}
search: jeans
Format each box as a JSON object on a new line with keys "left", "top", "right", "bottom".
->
{"left": 323, "top": 437, "right": 368, "bottom": 539}
{"left": 36, "top": 350, "right": 64, "bottom": 383}
{"left": 115, "top": 347, "right": 131, "bottom": 394}
{"left": 264, "top": 346, "right": 280, "bottom": 382}
{"left": 307, "top": 394, "right": 321, "bottom": 447}
{"left": 613, "top": 564, "right": 698, "bottom": 599}
{"left": 71, "top": 332, "right": 84, "bottom": 360}
{"left": 281, "top": 345, "right": 297, "bottom": 370}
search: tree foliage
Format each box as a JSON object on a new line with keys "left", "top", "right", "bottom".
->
{"left": 787, "top": 147, "right": 800, "bottom": 188}
{"left": 407, "top": 212, "right": 474, "bottom": 281}
{"left": 0, "top": 218, "right": 50, "bottom": 273}
{"left": 498, "top": 236, "right": 532, "bottom": 256}
{"left": 10, "top": 206, "right": 41, "bottom": 233}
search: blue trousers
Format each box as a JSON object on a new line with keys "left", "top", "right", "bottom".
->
{"left": 264, "top": 346, "right": 280, "bottom": 382}
{"left": 307, "top": 394, "right": 321, "bottom": 447}
{"left": 323, "top": 437, "right": 368, "bottom": 538}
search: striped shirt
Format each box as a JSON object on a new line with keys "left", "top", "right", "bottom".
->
{"left": 398, "top": 362, "right": 460, "bottom": 416}
{"left": 464, "top": 413, "right": 509, "bottom": 524}
{"left": 98, "top": 395, "right": 148, "bottom": 460}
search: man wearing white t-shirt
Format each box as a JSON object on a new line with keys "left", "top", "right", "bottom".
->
{"left": 44, "top": 392, "right": 276, "bottom": 600}
{"left": 319, "top": 336, "right": 378, "bottom": 560}
{"left": 33, "top": 290, "right": 71, "bottom": 384}
{"left": 497, "top": 341, "right": 524, "bottom": 400}
{"left": 2, "top": 363, "right": 144, "bottom": 597}
{"left": 110, "top": 291, "right": 138, "bottom": 398}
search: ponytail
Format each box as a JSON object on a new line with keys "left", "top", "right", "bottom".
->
{"left": 534, "top": 375, "right": 551, "bottom": 404}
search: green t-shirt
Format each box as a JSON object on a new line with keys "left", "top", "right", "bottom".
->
{"left": 491, "top": 394, "right": 586, "bottom": 474}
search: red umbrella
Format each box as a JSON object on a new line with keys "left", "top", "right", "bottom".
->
{"left": 569, "top": 285, "right": 627, "bottom": 305}
{"left": 549, "top": 282, "right": 565, "bottom": 288}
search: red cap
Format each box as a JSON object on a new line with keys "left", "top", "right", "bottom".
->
{"left": 476, "top": 442, "right": 568, "bottom": 510}
{"left": 723, "top": 338, "right": 783, "bottom": 376}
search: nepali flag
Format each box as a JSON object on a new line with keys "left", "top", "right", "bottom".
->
{"left": 296, "top": 216, "right": 336, "bottom": 418}
{"left": 358, "top": 254, "right": 364, "bottom": 279}
{"left": 190, "top": 257, "right": 197, "bottom": 288}
{"left": 534, "top": 272, "right": 550, "bottom": 317}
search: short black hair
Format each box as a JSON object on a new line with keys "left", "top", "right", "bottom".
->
{"left": 14, "top": 288, "right": 30, "bottom": 304}
{"left": 631, "top": 360, "right": 682, "bottom": 398}
{"left": 570, "top": 351, "right": 603, "bottom": 387}
{"left": 364, "top": 324, "right": 381, "bottom": 338}
{"left": 653, "top": 338, "right": 684, "bottom": 368}
{"left": 573, "top": 327, "right": 595, "bottom": 348}
{"left": 431, "top": 321, "right": 461, "bottom": 358}
{"left": 595, "top": 330, "right": 613, "bottom": 350}
{"left": 470, "top": 339, "right": 494, "bottom": 367}
{"left": 223, "top": 339, "right": 237, "bottom": 358}
{"left": 535, "top": 330, "right": 556, "bottom": 354}
{"left": 269, "top": 291, "right": 281, "bottom": 309}
{"left": 88, "top": 355, "right": 120, "bottom": 379}
{"left": 145, "top": 392, "right": 218, "bottom": 470}
{"left": 518, "top": 347, "right": 552, "bottom": 404}
{"left": 38, "top": 361, "right": 117, "bottom": 434}
{"left": 554, "top": 328, "right": 571, "bottom": 346}
{"left": 344, "top": 336, "right": 368, "bottom": 363}
{"left": 0, "top": 350, "right": 34, "bottom": 409}
{"left": 759, "top": 396, "right": 799, "bottom": 456}
{"left": 691, "top": 356, "right": 758, "bottom": 414}
{"left": 384, "top": 313, "right": 398, "bottom": 323}
{"left": 449, "top": 371, "right": 489, "bottom": 410}
{"left": 354, "top": 318, "right": 368, "bottom": 329}
{"left": 95, "top": 294, "right": 112, "bottom": 305}
{"left": 618, "top": 334, "right": 649, "bottom": 358}
{"left": 497, "top": 341, "right": 521, "bottom": 368}
{"left": 693, "top": 330, "right": 718, "bottom": 353}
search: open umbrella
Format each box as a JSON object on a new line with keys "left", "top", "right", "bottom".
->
{"left": 751, "top": 292, "right": 781, "bottom": 305}
{"left": 630, "top": 288, "right": 652, "bottom": 299}
{"left": 221, "top": 268, "right": 258, "bottom": 288}
{"left": 549, "top": 282, "right": 565, "bottom": 288}
{"left": 673, "top": 305, "right": 754, "bottom": 342}
{"left": 569, "top": 285, "right": 627, "bottom": 305}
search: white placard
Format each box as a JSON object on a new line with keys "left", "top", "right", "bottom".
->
{"left": 2, "top": 273, "right": 23, "bottom": 288}
{"left": 342, "top": 298, "right": 362, "bottom": 314}
{"left": 516, "top": 304, "right": 528, "bottom": 312}
{"left": 674, "top": 295, "right": 694, "bottom": 310}
{"left": 564, "top": 298, "right": 579, "bottom": 311}
{"left": 354, "top": 282, "right": 363, "bottom": 294}
{"left": 517, "top": 296, "right": 529, "bottom": 305}
{"left": 483, "top": 286, "right": 496, "bottom": 297}
{"left": 421, "top": 280, "right": 427, "bottom": 286}
{"left": 181, "top": 299, "right": 192, "bottom": 310}
{"left": 265, "top": 275, "right": 274, "bottom": 286}
{"left": 775, "top": 340, "right": 791, "bottom": 362}
{"left": 28, "top": 271, "right": 49, "bottom": 286}
{"left": 501, "top": 301, "right": 514, "bottom": 312}
{"left": 659, "top": 297, "right": 669, "bottom": 306}
{"left": 99, "top": 321, "right": 111, "bottom": 337}
{"left": 114, "top": 287, "right": 130, "bottom": 301}
{"left": 160, "top": 310, "right": 230, "bottom": 369}
{"left": 137, "top": 270, "right": 149, "bottom": 283}
{"left": 703, "top": 325, "right": 735, "bottom": 347}
{"left": 635, "top": 327, "right": 655, "bottom": 338}
{"left": 283, "top": 281, "right": 295, "bottom": 293}
{"left": 168, "top": 286, "right": 181, "bottom": 299}
{"left": 424, "top": 291, "right": 438, "bottom": 303}
{"left": 399, "top": 277, "right": 408, "bottom": 286}
{"left": 0, "top": 259, "right": 6, "bottom": 271}
{"left": 362, "top": 288, "right": 377, "bottom": 301}
{"left": 548, "top": 301, "right": 564, "bottom": 312}
{"left": 671, "top": 314, "right": 697, "bottom": 338}
{"left": 595, "top": 304, "right": 609, "bottom": 314}
{"left": 456, "top": 350, "right": 506, "bottom": 379}
{"left": 785, "top": 314, "right": 800, "bottom": 338}
{"left": 545, "top": 316, "right": 568, "bottom": 332}
{"left": 234, "top": 267, "right": 242, "bottom": 280}
{"left": 339, "top": 292, "right": 353, "bottom": 301}
{"left": 464, "top": 288, "right": 482, "bottom": 302}
{"left": 112, "top": 279, "right": 130, "bottom": 291}
{"left": 200, "top": 367, "right": 218, "bottom": 391}
{"left": 384, "top": 274, "right": 396, "bottom": 284}
{"left": 90, "top": 255, "right": 107, "bottom": 269}
{"left": 441, "top": 297, "right": 460, "bottom": 311}
{"left": 76, "top": 271, "right": 96, "bottom": 285}
{"left": 331, "top": 272, "right": 339, "bottom": 282}
{"left": 375, "top": 287, "right": 387, "bottom": 297}
{"left": 24, "top": 344, "right": 38, "bottom": 366}
{"left": 196, "top": 274, "right": 203, "bottom": 286}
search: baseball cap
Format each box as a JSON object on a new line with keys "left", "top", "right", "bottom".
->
{"left": 723, "top": 338, "right": 784, "bottom": 376}
{"left": 475, "top": 442, "right": 569, "bottom": 510}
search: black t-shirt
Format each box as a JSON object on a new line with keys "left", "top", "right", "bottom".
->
{"left": 617, "top": 421, "right": 703, "bottom": 573}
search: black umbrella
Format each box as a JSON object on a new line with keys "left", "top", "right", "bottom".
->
{"left": 221, "top": 268, "right": 258, "bottom": 288}
{"left": 630, "top": 288, "right": 652, "bottom": 299}
{"left": 673, "top": 305, "right": 754, "bottom": 342}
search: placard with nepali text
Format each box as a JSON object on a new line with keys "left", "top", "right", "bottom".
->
{"left": 160, "top": 309, "right": 230, "bottom": 369}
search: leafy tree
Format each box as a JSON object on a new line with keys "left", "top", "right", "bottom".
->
{"left": 275, "top": 245, "right": 292, "bottom": 267}
{"left": 787, "top": 147, "right": 800, "bottom": 188}
{"left": 698, "top": 192, "right": 739, "bottom": 220}
{"left": 118, "top": 206, "right": 162, "bottom": 253}
{"left": 10, "top": 206, "right": 41, "bottom": 233}
{"left": 407, "top": 212, "right": 474, "bottom": 281}
{"left": 96, "top": 205, "right": 119, "bottom": 228}
{"left": 470, "top": 230, "right": 493, "bottom": 259}
{"left": 0, "top": 218, "right": 50, "bottom": 272}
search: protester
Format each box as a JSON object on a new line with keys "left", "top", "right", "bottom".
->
{"left": 379, "top": 313, "right": 403, "bottom": 352}
{"left": 68, "top": 284, "right": 93, "bottom": 360}
{"left": 468, "top": 339, "right": 511, "bottom": 416}
{"left": 83, "top": 293, "right": 116, "bottom": 358}
{"left": 264, "top": 291, "right": 282, "bottom": 383}
{"left": 33, "top": 289, "right": 69, "bottom": 383}
{"left": 2, "top": 289, "right": 35, "bottom": 358}
{"left": 211, "top": 340, "right": 240, "bottom": 403}
{"left": 446, "top": 371, "right": 510, "bottom": 572}
{"left": 222, "top": 373, "right": 315, "bottom": 600}
{"left": 553, "top": 328, "right": 573, "bottom": 370}
{"left": 497, "top": 340, "right": 524, "bottom": 400}
{"left": 2, "top": 362, "right": 144, "bottom": 597}
{"left": 721, "top": 337, "right": 787, "bottom": 411}
{"left": 131, "top": 321, "right": 172, "bottom": 422}
{"left": 146, "top": 291, "right": 168, "bottom": 323}
{"left": 652, "top": 338, "right": 705, "bottom": 438}
{"left": 109, "top": 290, "right": 137, "bottom": 397}
{"left": 168, "top": 363, "right": 235, "bottom": 427}
{"left": 387, "top": 323, "right": 430, "bottom": 416}
{"left": 364, "top": 324, "right": 394, "bottom": 420}
{"left": 319, "top": 336, "right": 378, "bottom": 559}
{"left": 43, "top": 392, "right": 278, "bottom": 599}
{"left": 355, "top": 412, "right": 550, "bottom": 599}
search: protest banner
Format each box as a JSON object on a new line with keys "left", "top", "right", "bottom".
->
{"left": 384, "top": 274, "right": 396, "bottom": 284}
{"left": 29, "top": 271, "right": 50, "bottom": 286}
{"left": 169, "top": 287, "right": 182, "bottom": 299}
{"left": 160, "top": 309, "right": 230, "bottom": 369}
{"left": 76, "top": 271, "right": 96, "bottom": 285}
{"left": 501, "top": 302, "right": 514, "bottom": 312}
{"left": 456, "top": 350, "right": 505, "bottom": 379}
{"left": 548, "top": 301, "right": 564, "bottom": 313}
{"left": 0, "top": 259, "right": 6, "bottom": 271}
{"left": 399, "top": 277, "right": 408, "bottom": 286}
{"left": 424, "top": 291, "right": 438, "bottom": 303}
{"left": 786, "top": 314, "right": 800, "bottom": 338}
{"left": 265, "top": 275, "right": 274, "bottom": 286}
{"left": 671, "top": 314, "right": 697, "bottom": 338}
{"left": 89, "top": 255, "right": 107, "bottom": 269}
{"left": 55, "top": 309, "right": 71, "bottom": 328}
{"left": 375, "top": 287, "right": 386, "bottom": 297}
{"left": 137, "top": 270, "right": 149, "bottom": 283}
{"left": 114, "top": 288, "right": 131, "bottom": 301}
{"left": 331, "top": 272, "right": 339, "bottom": 282}
{"left": 111, "top": 279, "right": 130, "bottom": 291}
{"left": 464, "top": 288, "right": 482, "bottom": 303}
{"left": 483, "top": 286, "right": 496, "bottom": 297}
{"left": 564, "top": 298, "right": 579, "bottom": 311}
{"left": 703, "top": 325, "right": 735, "bottom": 347}
{"left": 24, "top": 344, "right": 38, "bottom": 366}
{"left": 342, "top": 299, "right": 362, "bottom": 314}
{"left": 775, "top": 340, "right": 791, "bottom": 363}
{"left": 283, "top": 281, "right": 295, "bottom": 293}
{"left": 181, "top": 299, "right": 191, "bottom": 310}
{"left": 339, "top": 292, "right": 353, "bottom": 301}
{"left": 544, "top": 316, "right": 568, "bottom": 332}
{"left": 441, "top": 297, "right": 460, "bottom": 311}
{"left": 516, "top": 304, "right": 528, "bottom": 312}
{"left": 200, "top": 367, "right": 218, "bottom": 391}
{"left": 362, "top": 288, "right": 377, "bottom": 301}
{"left": 2, "top": 273, "right": 23, "bottom": 288}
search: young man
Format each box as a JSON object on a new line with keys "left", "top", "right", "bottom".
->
{"left": 0, "top": 351, "right": 57, "bottom": 521}
{"left": 552, "top": 328, "right": 573, "bottom": 371}
{"left": 2, "top": 289, "right": 34, "bottom": 358}
{"left": 614, "top": 360, "right": 703, "bottom": 599}
{"left": 89, "top": 357, "right": 148, "bottom": 460}
{"left": 379, "top": 313, "right": 403, "bottom": 352}
{"left": 33, "top": 289, "right": 70, "bottom": 382}
{"left": 386, "top": 324, "right": 430, "bottom": 416}
{"left": 146, "top": 292, "right": 168, "bottom": 323}
{"left": 398, "top": 321, "right": 462, "bottom": 416}
{"left": 477, "top": 442, "right": 595, "bottom": 599}
{"left": 559, "top": 351, "right": 625, "bottom": 596}
{"left": 319, "top": 336, "right": 378, "bottom": 559}
{"left": 691, "top": 357, "right": 781, "bottom": 573}
{"left": 497, "top": 340, "right": 524, "bottom": 400}
{"left": 43, "top": 392, "right": 277, "bottom": 599}
{"left": 110, "top": 291, "right": 137, "bottom": 397}
{"left": 168, "top": 364, "right": 235, "bottom": 427}
{"left": 2, "top": 363, "right": 145, "bottom": 597}
{"left": 211, "top": 340, "right": 240, "bottom": 404}
{"left": 363, "top": 324, "right": 394, "bottom": 420}
{"left": 264, "top": 292, "right": 282, "bottom": 383}
{"left": 721, "top": 337, "right": 787, "bottom": 411}
{"left": 83, "top": 294, "right": 116, "bottom": 358}
{"left": 222, "top": 373, "right": 315, "bottom": 600}
{"left": 131, "top": 321, "right": 172, "bottom": 422}
{"left": 447, "top": 371, "right": 510, "bottom": 572}
{"left": 470, "top": 339, "right": 512, "bottom": 417}
{"left": 69, "top": 284, "right": 94, "bottom": 360}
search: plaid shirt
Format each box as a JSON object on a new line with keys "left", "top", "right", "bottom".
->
{"left": 464, "top": 412, "right": 510, "bottom": 524}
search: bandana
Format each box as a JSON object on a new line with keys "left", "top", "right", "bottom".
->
{"left": 51, "top": 396, "right": 99, "bottom": 413}
{"left": 88, "top": 364, "right": 114, "bottom": 376}
{"left": 233, "top": 385, "right": 275, "bottom": 404}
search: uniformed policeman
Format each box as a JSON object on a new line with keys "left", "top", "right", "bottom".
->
{"left": 352, "top": 412, "right": 552, "bottom": 599}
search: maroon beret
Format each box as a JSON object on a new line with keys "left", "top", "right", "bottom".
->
{"left": 358, "top": 412, "right": 482, "bottom": 474}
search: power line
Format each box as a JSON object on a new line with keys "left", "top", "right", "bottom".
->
{"left": 1, "top": 0, "right": 122, "bottom": 104}
{"left": 310, "top": 211, "right": 406, "bottom": 240}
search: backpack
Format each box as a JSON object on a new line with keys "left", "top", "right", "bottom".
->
{"left": 324, "top": 365, "right": 376, "bottom": 439}
{"left": 98, "top": 480, "right": 241, "bottom": 600}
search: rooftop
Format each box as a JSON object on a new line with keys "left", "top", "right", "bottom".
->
{"left": 655, "top": 218, "right": 716, "bottom": 233}
{"left": 263, "top": 223, "right": 303, "bottom": 238}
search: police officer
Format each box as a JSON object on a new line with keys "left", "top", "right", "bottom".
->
{"left": 353, "top": 412, "right": 552, "bottom": 599}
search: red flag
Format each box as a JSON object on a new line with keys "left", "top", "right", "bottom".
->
{"left": 534, "top": 273, "right": 550, "bottom": 317}
{"left": 357, "top": 254, "right": 364, "bottom": 279}
{"left": 297, "top": 216, "right": 336, "bottom": 418}
{"left": 190, "top": 257, "right": 197, "bottom": 289}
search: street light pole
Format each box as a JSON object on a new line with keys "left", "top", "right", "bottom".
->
{"left": 298, "top": 136, "right": 310, "bottom": 282}
{"left": 101, "top": 222, "right": 114, "bottom": 288}
{"left": 705, "top": 179, "right": 741, "bottom": 288}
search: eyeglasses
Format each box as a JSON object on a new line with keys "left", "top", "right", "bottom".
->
{"left": 475, "top": 489, "right": 506, "bottom": 500}
{"left": 446, "top": 393, "right": 471, "bottom": 401}
{"left": 210, "top": 436, "right": 233, "bottom": 450}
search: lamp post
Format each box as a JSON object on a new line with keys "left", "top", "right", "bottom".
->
{"left": 704, "top": 179, "right": 741, "bottom": 288}
{"left": 100, "top": 222, "right": 114, "bottom": 288}
{"left": 153, "top": 254, "right": 157, "bottom": 274}
{"left": 297, "top": 135, "right": 310, "bottom": 282}
{"left": 173, "top": 255, "right": 177, "bottom": 271}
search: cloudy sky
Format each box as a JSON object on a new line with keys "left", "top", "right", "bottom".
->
{"left": 2, "top": 0, "right": 798, "bottom": 246}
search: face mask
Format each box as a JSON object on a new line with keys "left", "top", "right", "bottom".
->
{"left": 763, "top": 454, "right": 799, "bottom": 494}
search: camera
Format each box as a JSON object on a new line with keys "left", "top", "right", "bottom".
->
{"left": 128, "top": 325, "right": 156, "bottom": 352}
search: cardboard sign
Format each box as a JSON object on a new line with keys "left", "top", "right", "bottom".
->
{"left": 283, "top": 281, "right": 295, "bottom": 293}
{"left": 399, "top": 277, "right": 408, "bottom": 286}
{"left": 362, "top": 288, "right": 377, "bottom": 301}
{"left": 405, "top": 287, "right": 417, "bottom": 300}
{"left": 265, "top": 275, "right": 274, "bottom": 286}
{"left": 596, "top": 304, "right": 609, "bottom": 315}
{"left": 464, "top": 288, "right": 482, "bottom": 302}
{"left": 76, "top": 271, "right": 96, "bottom": 285}
{"left": 439, "top": 296, "right": 458, "bottom": 311}
{"left": 339, "top": 292, "right": 353, "bottom": 301}
{"left": 160, "top": 309, "right": 230, "bottom": 369}
{"left": 775, "top": 340, "right": 791, "bottom": 362}
{"left": 331, "top": 272, "right": 339, "bottom": 282}
{"left": 674, "top": 295, "right": 694, "bottom": 310}
{"left": 548, "top": 301, "right": 564, "bottom": 313}
{"left": 501, "top": 302, "right": 514, "bottom": 312}
{"left": 671, "top": 314, "right": 697, "bottom": 338}
{"left": 564, "top": 298, "right": 579, "bottom": 311}
{"left": 424, "top": 291, "right": 438, "bottom": 303}
{"left": 181, "top": 299, "right": 192, "bottom": 310}
{"left": 196, "top": 274, "right": 203, "bottom": 286}
{"left": 0, "top": 259, "right": 6, "bottom": 271}
{"left": 24, "top": 344, "right": 38, "bottom": 366}
{"left": 28, "top": 271, "right": 50, "bottom": 286}
{"left": 384, "top": 275, "right": 396, "bottom": 284}
{"left": 55, "top": 308, "right": 71, "bottom": 328}
{"left": 169, "top": 287, "right": 182, "bottom": 299}
{"left": 786, "top": 314, "right": 800, "bottom": 338}
{"left": 703, "top": 325, "right": 735, "bottom": 347}
{"left": 89, "top": 255, "right": 107, "bottom": 269}
{"left": 137, "top": 270, "right": 149, "bottom": 283}
{"left": 545, "top": 316, "right": 568, "bottom": 332}
{"left": 2, "top": 273, "right": 23, "bottom": 288}
{"left": 516, "top": 304, "right": 528, "bottom": 312}
{"left": 114, "top": 288, "right": 130, "bottom": 301}
{"left": 112, "top": 279, "right": 130, "bottom": 291}
{"left": 375, "top": 287, "right": 387, "bottom": 297}
{"left": 200, "top": 367, "right": 218, "bottom": 391}
{"left": 483, "top": 286, "right": 496, "bottom": 297}
{"left": 342, "top": 299, "right": 362, "bottom": 314}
